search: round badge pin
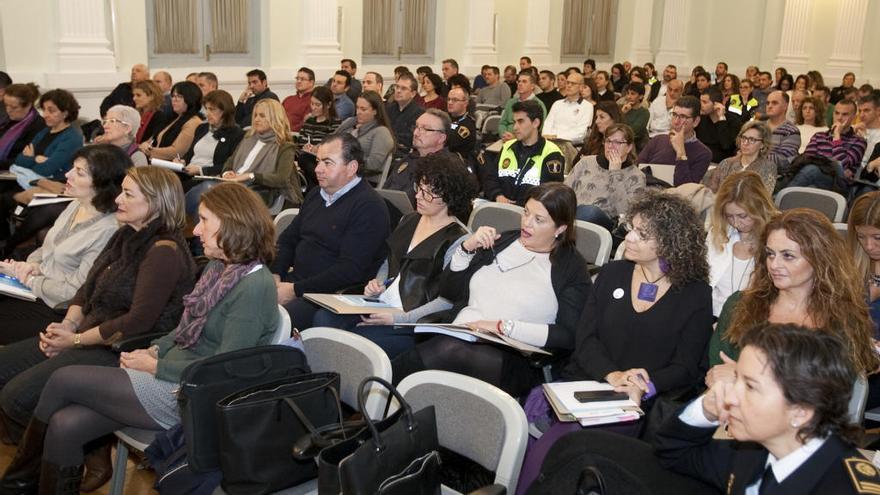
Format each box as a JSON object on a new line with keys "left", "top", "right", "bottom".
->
{"left": 613, "top": 288, "right": 624, "bottom": 299}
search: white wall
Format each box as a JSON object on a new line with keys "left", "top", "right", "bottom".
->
{"left": 0, "top": 0, "right": 876, "bottom": 121}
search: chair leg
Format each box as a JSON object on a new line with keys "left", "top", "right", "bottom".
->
{"left": 107, "top": 440, "right": 129, "bottom": 495}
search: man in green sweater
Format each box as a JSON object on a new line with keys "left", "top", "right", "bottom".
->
{"left": 621, "top": 82, "right": 650, "bottom": 149}
{"left": 497, "top": 70, "right": 546, "bottom": 141}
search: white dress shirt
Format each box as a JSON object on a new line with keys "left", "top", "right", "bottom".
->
{"left": 542, "top": 98, "right": 594, "bottom": 145}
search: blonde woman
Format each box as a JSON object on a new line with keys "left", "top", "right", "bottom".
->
{"left": 187, "top": 99, "right": 303, "bottom": 211}
{"left": 847, "top": 191, "right": 880, "bottom": 334}
{"left": 706, "top": 171, "right": 777, "bottom": 317}
{"left": 703, "top": 121, "right": 776, "bottom": 194}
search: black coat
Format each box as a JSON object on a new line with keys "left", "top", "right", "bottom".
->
{"left": 182, "top": 123, "right": 245, "bottom": 176}
{"left": 386, "top": 213, "right": 465, "bottom": 312}
{"left": 100, "top": 82, "right": 134, "bottom": 117}
{"left": 655, "top": 413, "right": 876, "bottom": 494}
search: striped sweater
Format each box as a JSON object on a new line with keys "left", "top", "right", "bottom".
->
{"left": 805, "top": 127, "right": 866, "bottom": 181}
{"left": 767, "top": 121, "right": 801, "bottom": 175}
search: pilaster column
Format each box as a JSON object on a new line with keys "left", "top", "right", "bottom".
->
{"left": 825, "top": 0, "right": 869, "bottom": 79}
{"left": 772, "top": 0, "right": 812, "bottom": 75}
{"left": 655, "top": 0, "right": 688, "bottom": 70}
{"left": 56, "top": 0, "right": 116, "bottom": 73}
{"left": 521, "top": 0, "right": 552, "bottom": 64}
{"left": 628, "top": 0, "right": 654, "bottom": 64}
{"left": 300, "top": 0, "right": 343, "bottom": 71}
{"left": 463, "top": 0, "right": 497, "bottom": 67}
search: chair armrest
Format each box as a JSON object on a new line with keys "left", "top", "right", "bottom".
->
{"left": 111, "top": 332, "right": 168, "bottom": 353}
{"left": 468, "top": 484, "right": 506, "bottom": 495}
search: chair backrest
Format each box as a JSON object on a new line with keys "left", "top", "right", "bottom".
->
{"left": 639, "top": 163, "right": 676, "bottom": 185}
{"left": 850, "top": 374, "right": 868, "bottom": 424}
{"left": 376, "top": 188, "right": 415, "bottom": 216}
{"left": 774, "top": 186, "right": 846, "bottom": 222}
{"left": 482, "top": 114, "right": 502, "bottom": 136}
{"left": 267, "top": 194, "right": 286, "bottom": 216}
{"left": 613, "top": 241, "right": 626, "bottom": 261}
{"left": 270, "top": 305, "right": 292, "bottom": 344}
{"left": 396, "top": 370, "right": 528, "bottom": 494}
{"left": 377, "top": 153, "right": 394, "bottom": 190}
{"left": 575, "top": 220, "right": 612, "bottom": 267}
{"left": 273, "top": 208, "right": 299, "bottom": 242}
{"left": 468, "top": 202, "right": 523, "bottom": 232}
{"left": 833, "top": 222, "right": 849, "bottom": 239}
{"left": 300, "top": 327, "right": 392, "bottom": 420}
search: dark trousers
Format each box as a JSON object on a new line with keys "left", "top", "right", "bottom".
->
{"left": 312, "top": 310, "right": 418, "bottom": 359}
{"left": 0, "top": 338, "right": 119, "bottom": 441}
{"left": 0, "top": 295, "right": 64, "bottom": 345}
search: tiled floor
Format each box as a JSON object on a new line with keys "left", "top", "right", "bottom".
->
{"left": 0, "top": 442, "right": 157, "bottom": 494}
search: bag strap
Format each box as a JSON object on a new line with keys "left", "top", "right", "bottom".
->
{"left": 357, "top": 376, "right": 414, "bottom": 451}
{"left": 284, "top": 384, "right": 345, "bottom": 437}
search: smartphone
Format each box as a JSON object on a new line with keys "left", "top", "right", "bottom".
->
{"left": 573, "top": 390, "right": 630, "bottom": 403}
{"left": 362, "top": 297, "right": 383, "bottom": 303}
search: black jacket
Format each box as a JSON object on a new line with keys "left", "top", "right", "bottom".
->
{"left": 439, "top": 230, "right": 591, "bottom": 353}
{"left": 655, "top": 412, "right": 873, "bottom": 494}
{"left": 182, "top": 123, "right": 245, "bottom": 176}
{"left": 138, "top": 111, "right": 169, "bottom": 145}
{"left": 100, "top": 82, "right": 134, "bottom": 117}
{"left": 386, "top": 213, "right": 465, "bottom": 312}
{"left": 695, "top": 113, "right": 743, "bottom": 164}
{"left": 235, "top": 89, "right": 280, "bottom": 128}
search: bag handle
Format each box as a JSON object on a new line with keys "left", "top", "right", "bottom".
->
{"left": 221, "top": 354, "right": 275, "bottom": 379}
{"left": 284, "top": 384, "right": 345, "bottom": 437}
{"left": 356, "top": 376, "right": 415, "bottom": 452}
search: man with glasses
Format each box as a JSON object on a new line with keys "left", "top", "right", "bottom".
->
{"left": 446, "top": 87, "right": 478, "bottom": 168}
{"left": 638, "top": 95, "right": 712, "bottom": 186}
{"left": 272, "top": 133, "right": 390, "bottom": 330}
{"left": 542, "top": 71, "right": 593, "bottom": 146}
{"left": 383, "top": 109, "right": 467, "bottom": 205}
{"left": 282, "top": 67, "right": 315, "bottom": 132}
{"left": 483, "top": 100, "right": 564, "bottom": 205}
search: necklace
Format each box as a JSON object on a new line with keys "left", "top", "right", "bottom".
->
{"left": 731, "top": 251, "right": 754, "bottom": 292}
{"left": 637, "top": 265, "right": 667, "bottom": 302}
{"left": 871, "top": 274, "right": 880, "bottom": 288}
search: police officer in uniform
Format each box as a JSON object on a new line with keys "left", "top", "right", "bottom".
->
{"left": 446, "top": 87, "right": 478, "bottom": 169}
{"left": 481, "top": 99, "right": 564, "bottom": 206}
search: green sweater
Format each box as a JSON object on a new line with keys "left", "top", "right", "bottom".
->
{"left": 498, "top": 95, "right": 547, "bottom": 136}
{"left": 153, "top": 265, "right": 280, "bottom": 382}
{"left": 707, "top": 291, "right": 742, "bottom": 367}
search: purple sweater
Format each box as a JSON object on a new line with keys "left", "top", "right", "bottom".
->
{"left": 638, "top": 134, "right": 713, "bottom": 186}
{"left": 805, "top": 127, "right": 867, "bottom": 181}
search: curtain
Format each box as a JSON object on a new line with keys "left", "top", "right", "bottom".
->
{"left": 401, "top": 0, "right": 428, "bottom": 55}
{"left": 363, "top": 0, "right": 395, "bottom": 55}
{"left": 589, "top": 0, "right": 614, "bottom": 55}
{"left": 561, "top": 0, "right": 588, "bottom": 56}
{"left": 154, "top": 0, "right": 199, "bottom": 54}
{"left": 210, "top": 0, "right": 248, "bottom": 53}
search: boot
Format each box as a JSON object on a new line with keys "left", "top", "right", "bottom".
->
{"left": 78, "top": 442, "right": 112, "bottom": 492}
{"left": 37, "top": 462, "right": 82, "bottom": 495}
{"left": 0, "top": 418, "right": 48, "bottom": 495}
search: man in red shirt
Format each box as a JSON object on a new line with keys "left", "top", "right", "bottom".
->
{"left": 282, "top": 67, "right": 315, "bottom": 132}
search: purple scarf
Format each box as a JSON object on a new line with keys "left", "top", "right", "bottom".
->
{"left": 0, "top": 107, "right": 37, "bottom": 161}
{"left": 173, "top": 260, "right": 260, "bottom": 348}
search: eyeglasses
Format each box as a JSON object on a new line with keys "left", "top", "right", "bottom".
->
{"left": 604, "top": 139, "right": 630, "bottom": 147}
{"left": 623, "top": 222, "right": 652, "bottom": 242}
{"left": 447, "top": 98, "right": 469, "bottom": 103}
{"left": 101, "top": 118, "right": 130, "bottom": 127}
{"left": 670, "top": 112, "right": 694, "bottom": 121}
{"left": 412, "top": 183, "right": 439, "bottom": 201}
{"left": 414, "top": 125, "right": 445, "bottom": 134}
{"left": 739, "top": 135, "right": 762, "bottom": 144}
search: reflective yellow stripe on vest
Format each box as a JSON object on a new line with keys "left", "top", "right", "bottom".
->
{"left": 497, "top": 139, "right": 562, "bottom": 186}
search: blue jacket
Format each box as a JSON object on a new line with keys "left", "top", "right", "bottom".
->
{"left": 14, "top": 126, "right": 83, "bottom": 179}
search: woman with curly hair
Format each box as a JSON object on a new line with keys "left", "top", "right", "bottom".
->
{"left": 312, "top": 154, "right": 476, "bottom": 357}
{"left": 706, "top": 171, "right": 777, "bottom": 317}
{"left": 515, "top": 190, "right": 713, "bottom": 494}
{"left": 705, "top": 208, "right": 879, "bottom": 391}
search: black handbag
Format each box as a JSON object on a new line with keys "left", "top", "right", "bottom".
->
{"left": 216, "top": 372, "right": 343, "bottom": 495}
{"left": 317, "top": 376, "right": 441, "bottom": 495}
{"left": 177, "top": 345, "right": 310, "bottom": 472}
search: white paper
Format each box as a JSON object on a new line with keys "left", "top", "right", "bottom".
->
{"left": 150, "top": 158, "right": 184, "bottom": 172}
{"left": 545, "top": 381, "right": 638, "bottom": 414}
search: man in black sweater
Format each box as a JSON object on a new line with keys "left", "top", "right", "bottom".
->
{"left": 234, "top": 68, "right": 280, "bottom": 128}
{"left": 272, "top": 133, "right": 390, "bottom": 330}
{"left": 99, "top": 63, "right": 150, "bottom": 117}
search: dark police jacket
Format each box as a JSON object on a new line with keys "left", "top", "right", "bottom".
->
{"left": 654, "top": 413, "right": 878, "bottom": 494}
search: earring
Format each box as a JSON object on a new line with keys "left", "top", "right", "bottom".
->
{"left": 790, "top": 421, "right": 799, "bottom": 428}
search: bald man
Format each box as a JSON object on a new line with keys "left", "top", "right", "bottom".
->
{"left": 153, "top": 71, "right": 173, "bottom": 114}
{"left": 100, "top": 63, "right": 150, "bottom": 117}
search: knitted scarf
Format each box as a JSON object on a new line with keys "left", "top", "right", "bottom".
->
{"left": 0, "top": 107, "right": 38, "bottom": 161}
{"left": 173, "top": 259, "right": 260, "bottom": 348}
{"left": 228, "top": 131, "right": 279, "bottom": 175}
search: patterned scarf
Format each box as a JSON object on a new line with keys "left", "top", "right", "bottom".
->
{"left": 0, "top": 107, "right": 38, "bottom": 161}
{"left": 173, "top": 259, "right": 260, "bottom": 348}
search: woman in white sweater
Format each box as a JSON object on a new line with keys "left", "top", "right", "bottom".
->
{"left": 0, "top": 145, "right": 129, "bottom": 344}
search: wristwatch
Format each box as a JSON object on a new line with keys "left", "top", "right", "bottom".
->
{"left": 73, "top": 333, "right": 82, "bottom": 348}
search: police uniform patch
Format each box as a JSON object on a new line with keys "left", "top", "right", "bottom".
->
{"left": 397, "top": 162, "right": 408, "bottom": 174}
{"left": 501, "top": 158, "right": 511, "bottom": 169}
{"left": 457, "top": 126, "right": 470, "bottom": 139}
{"left": 844, "top": 457, "right": 880, "bottom": 494}
{"left": 477, "top": 152, "right": 485, "bottom": 165}
{"left": 547, "top": 159, "right": 563, "bottom": 174}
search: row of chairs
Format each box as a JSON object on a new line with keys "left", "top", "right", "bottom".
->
{"left": 110, "top": 325, "right": 530, "bottom": 495}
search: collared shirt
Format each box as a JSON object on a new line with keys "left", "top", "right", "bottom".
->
{"left": 543, "top": 98, "right": 594, "bottom": 144}
{"left": 320, "top": 176, "right": 362, "bottom": 206}
{"left": 282, "top": 90, "right": 313, "bottom": 132}
{"left": 679, "top": 397, "right": 829, "bottom": 494}
{"left": 648, "top": 96, "right": 674, "bottom": 137}
{"left": 334, "top": 93, "right": 355, "bottom": 121}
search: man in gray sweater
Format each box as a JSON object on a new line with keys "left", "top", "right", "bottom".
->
{"left": 476, "top": 66, "right": 511, "bottom": 108}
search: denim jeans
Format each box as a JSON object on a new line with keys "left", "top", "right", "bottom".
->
{"left": 575, "top": 204, "right": 614, "bottom": 231}
{"left": 787, "top": 162, "right": 845, "bottom": 191}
